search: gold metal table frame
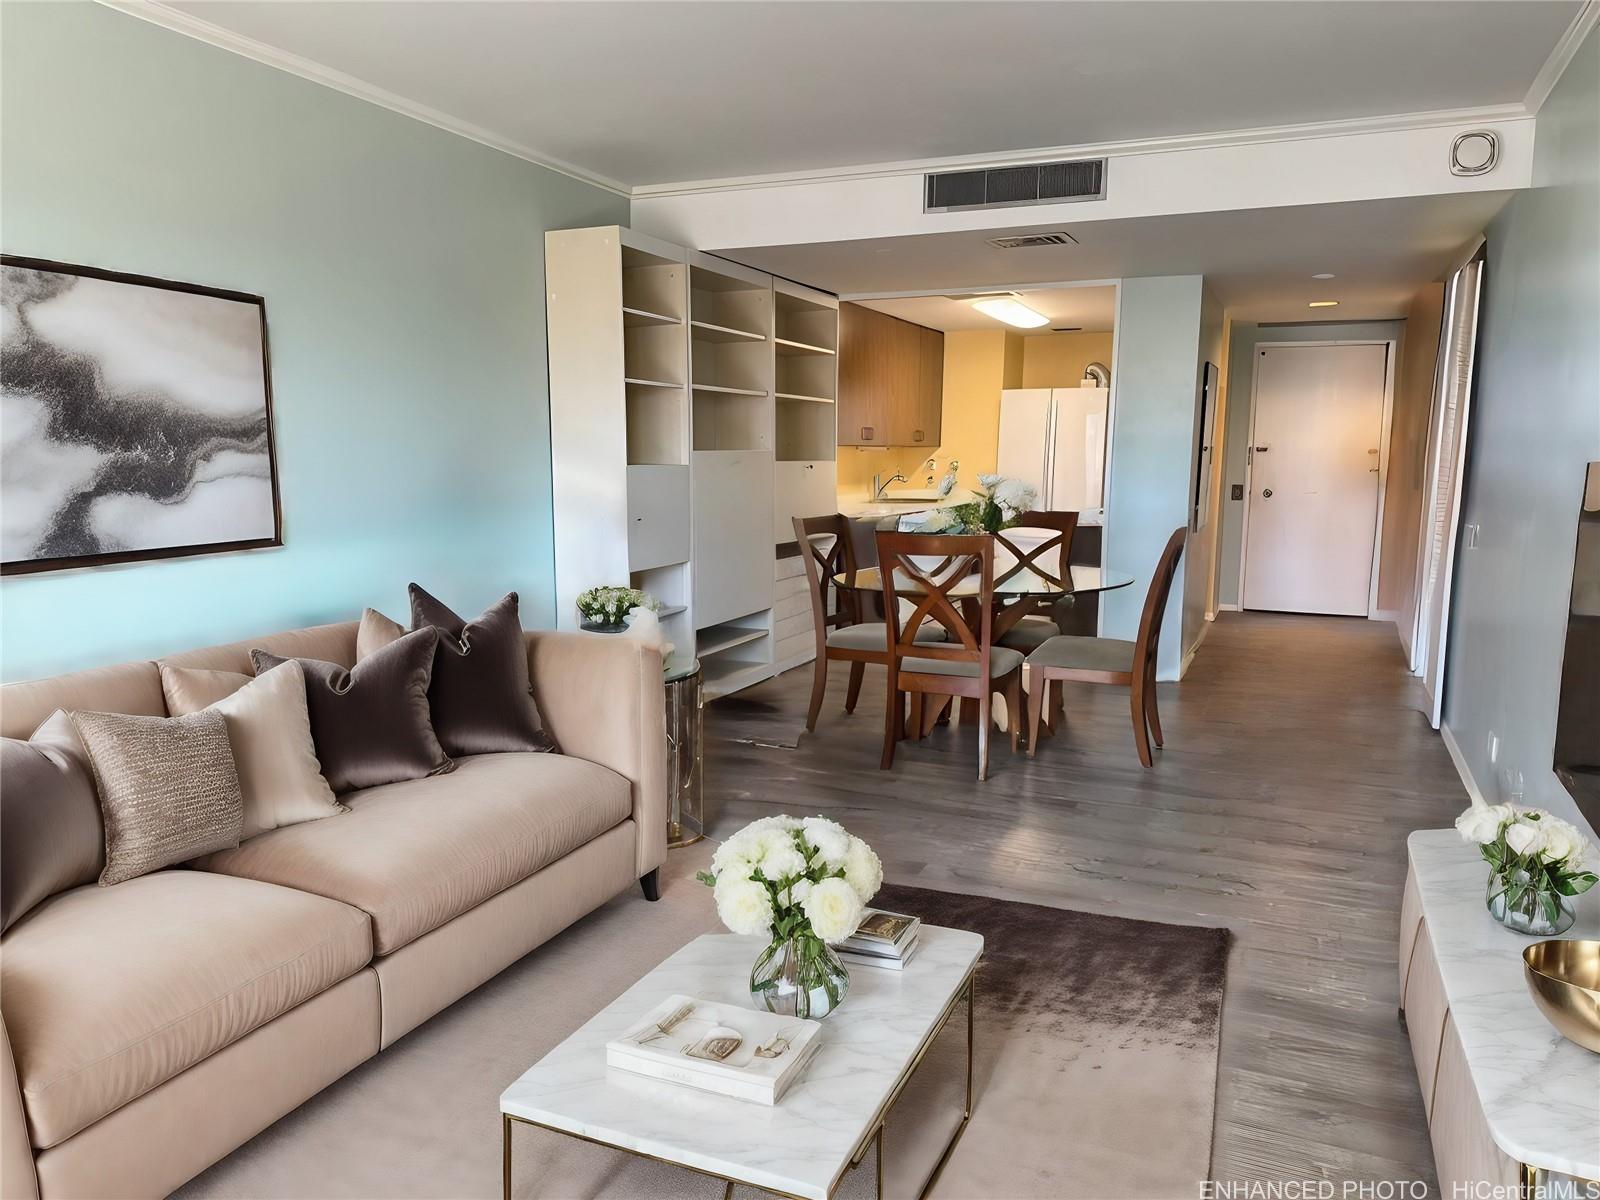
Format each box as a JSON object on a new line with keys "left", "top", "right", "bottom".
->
{"left": 503, "top": 964, "right": 978, "bottom": 1200}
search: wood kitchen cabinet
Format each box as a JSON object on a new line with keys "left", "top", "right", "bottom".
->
{"left": 838, "top": 302, "right": 943, "bottom": 447}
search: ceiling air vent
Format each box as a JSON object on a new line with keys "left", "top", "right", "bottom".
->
{"left": 987, "top": 232, "right": 1078, "bottom": 250}
{"left": 925, "top": 158, "right": 1105, "bottom": 213}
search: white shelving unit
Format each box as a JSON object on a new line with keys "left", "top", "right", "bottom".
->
{"left": 546, "top": 227, "right": 838, "bottom": 698}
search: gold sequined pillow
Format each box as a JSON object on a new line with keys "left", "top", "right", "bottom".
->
{"left": 69, "top": 709, "right": 244, "bottom": 886}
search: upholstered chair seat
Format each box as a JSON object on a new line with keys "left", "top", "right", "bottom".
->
{"left": 997, "top": 615, "right": 1061, "bottom": 651}
{"left": 1025, "top": 635, "right": 1138, "bottom": 673}
{"left": 898, "top": 646, "right": 1026, "bottom": 678}
{"left": 825, "top": 622, "right": 946, "bottom": 652}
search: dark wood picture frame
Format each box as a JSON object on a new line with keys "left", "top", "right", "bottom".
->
{"left": 0, "top": 254, "right": 282, "bottom": 576}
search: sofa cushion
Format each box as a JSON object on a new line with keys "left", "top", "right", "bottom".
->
{"left": 184, "top": 662, "right": 346, "bottom": 840}
{"left": 252, "top": 628, "right": 451, "bottom": 794}
{"left": 0, "top": 713, "right": 102, "bottom": 932}
{"left": 0, "top": 661, "right": 165, "bottom": 741}
{"left": 196, "top": 753, "right": 632, "bottom": 955}
{"left": 1, "top": 871, "right": 371, "bottom": 1149}
{"left": 158, "top": 621, "right": 359, "bottom": 675}
{"left": 71, "top": 709, "right": 244, "bottom": 886}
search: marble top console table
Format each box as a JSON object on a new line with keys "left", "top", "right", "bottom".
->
{"left": 1400, "top": 829, "right": 1599, "bottom": 1191}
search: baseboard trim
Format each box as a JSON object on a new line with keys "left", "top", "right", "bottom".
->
{"left": 1371, "top": 609, "right": 1403, "bottom": 623}
{"left": 1440, "top": 723, "right": 1488, "bottom": 807}
{"left": 1216, "top": 603, "right": 1241, "bottom": 612}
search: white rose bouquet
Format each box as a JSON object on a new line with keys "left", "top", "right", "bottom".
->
{"left": 1455, "top": 804, "right": 1596, "bottom": 934}
{"left": 915, "top": 473, "right": 1036, "bottom": 535}
{"left": 576, "top": 585, "right": 656, "bottom": 629}
{"left": 698, "top": 815, "right": 883, "bottom": 1018}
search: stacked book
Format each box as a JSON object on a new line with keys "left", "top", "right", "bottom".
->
{"left": 836, "top": 909, "right": 921, "bottom": 971}
{"left": 606, "top": 995, "right": 821, "bottom": 1105}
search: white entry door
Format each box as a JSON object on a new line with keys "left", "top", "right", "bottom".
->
{"left": 1242, "top": 344, "right": 1388, "bottom": 615}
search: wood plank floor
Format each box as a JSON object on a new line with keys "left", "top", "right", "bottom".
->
{"left": 701, "top": 611, "right": 1466, "bottom": 1189}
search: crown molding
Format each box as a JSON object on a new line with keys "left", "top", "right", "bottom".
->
{"left": 96, "top": 0, "right": 632, "bottom": 198}
{"left": 97, "top": 0, "right": 1583, "bottom": 205}
{"left": 1524, "top": 0, "right": 1600, "bottom": 112}
{"left": 631, "top": 104, "right": 1534, "bottom": 199}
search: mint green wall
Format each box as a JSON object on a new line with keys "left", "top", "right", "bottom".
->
{"left": 0, "top": 3, "right": 627, "bottom": 681}
{"left": 1105, "top": 276, "right": 1204, "bottom": 681}
{"left": 1445, "top": 28, "right": 1599, "bottom": 833}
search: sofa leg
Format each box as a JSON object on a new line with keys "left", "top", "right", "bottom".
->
{"left": 640, "top": 869, "right": 661, "bottom": 902}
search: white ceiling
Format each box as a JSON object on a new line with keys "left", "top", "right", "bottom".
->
{"left": 859, "top": 287, "right": 1118, "bottom": 334}
{"left": 157, "top": 1, "right": 1582, "bottom": 189}
{"left": 728, "top": 193, "right": 1512, "bottom": 323}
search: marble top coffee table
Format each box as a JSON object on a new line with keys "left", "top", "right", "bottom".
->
{"left": 500, "top": 926, "right": 983, "bottom": 1200}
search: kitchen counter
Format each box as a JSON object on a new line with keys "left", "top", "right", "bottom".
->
{"left": 838, "top": 489, "right": 1104, "bottom": 527}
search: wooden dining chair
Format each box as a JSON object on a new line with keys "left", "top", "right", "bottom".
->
{"left": 1024, "top": 526, "right": 1186, "bottom": 768}
{"left": 792, "top": 514, "right": 944, "bottom": 732}
{"left": 876, "top": 531, "right": 1024, "bottom": 781}
{"left": 993, "top": 511, "right": 1080, "bottom": 654}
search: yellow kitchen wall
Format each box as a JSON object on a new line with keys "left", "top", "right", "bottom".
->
{"left": 1020, "top": 331, "right": 1115, "bottom": 388}
{"left": 836, "top": 327, "right": 1115, "bottom": 496}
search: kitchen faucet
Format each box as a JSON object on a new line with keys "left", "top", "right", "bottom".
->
{"left": 872, "top": 472, "right": 907, "bottom": 499}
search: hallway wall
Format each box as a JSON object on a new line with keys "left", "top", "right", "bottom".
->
{"left": 1445, "top": 26, "right": 1599, "bottom": 834}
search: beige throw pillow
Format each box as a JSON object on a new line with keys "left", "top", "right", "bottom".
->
{"left": 205, "top": 661, "right": 346, "bottom": 840}
{"left": 357, "top": 607, "right": 407, "bottom": 659}
{"left": 159, "top": 664, "right": 252, "bottom": 714}
{"left": 70, "top": 709, "right": 243, "bottom": 885}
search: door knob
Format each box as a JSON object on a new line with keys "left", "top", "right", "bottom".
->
{"left": 1262, "top": 488, "right": 1274, "bottom": 499}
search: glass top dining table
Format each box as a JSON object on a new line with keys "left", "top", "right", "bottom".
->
{"left": 832, "top": 563, "right": 1136, "bottom": 600}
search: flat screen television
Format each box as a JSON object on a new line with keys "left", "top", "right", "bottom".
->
{"left": 1555, "top": 461, "right": 1600, "bottom": 829}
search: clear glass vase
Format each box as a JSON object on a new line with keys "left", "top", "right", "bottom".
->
{"left": 749, "top": 933, "right": 849, "bottom": 1020}
{"left": 1486, "top": 868, "right": 1577, "bottom": 936}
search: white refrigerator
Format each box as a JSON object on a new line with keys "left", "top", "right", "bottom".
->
{"left": 995, "top": 387, "right": 1110, "bottom": 515}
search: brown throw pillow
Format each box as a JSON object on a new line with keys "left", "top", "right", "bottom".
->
{"left": 69, "top": 709, "right": 244, "bottom": 886}
{"left": 1, "top": 712, "right": 105, "bottom": 930}
{"left": 253, "top": 627, "right": 451, "bottom": 793}
{"left": 406, "top": 586, "right": 556, "bottom": 757}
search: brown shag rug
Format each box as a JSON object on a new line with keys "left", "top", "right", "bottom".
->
{"left": 175, "top": 845, "right": 1228, "bottom": 1200}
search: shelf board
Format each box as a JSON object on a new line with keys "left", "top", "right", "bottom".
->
{"left": 656, "top": 604, "right": 688, "bottom": 618}
{"left": 690, "top": 319, "right": 766, "bottom": 344}
{"left": 625, "top": 377, "right": 685, "bottom": 390}
{"left": 623, "top": 306, "right": 682, "bottom": 328}
{"left": 774, "top": 337, "right": 836, "bottom": 356}
{"left": 691, "top": 382, "right": 768, "bottom": 397}
{"left": 697, "top": 626, "right": 769, "bottom": 657}
{"left": 776, "top": 392, "right": 835, "bottom": 404}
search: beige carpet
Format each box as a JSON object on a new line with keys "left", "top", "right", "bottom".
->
{"left": 175, "top": 843, "right": 1227, "bottom": 1200}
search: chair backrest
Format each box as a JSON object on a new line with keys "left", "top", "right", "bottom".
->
{"left": 1133, "top": 528, "right": 1187, "bottom": 679}
{"left": 792, "top": 514, "right": 861, "bottom": 652}
{"left": 875, "top": 531, "right": 996, "bottom": 679}
{"left": 993, "top": 511, "right": 1080, "bottom": 590}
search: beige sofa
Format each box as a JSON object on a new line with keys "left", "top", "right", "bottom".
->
{"left": 0, "top": 620, "right": 666, "bottom": 1200}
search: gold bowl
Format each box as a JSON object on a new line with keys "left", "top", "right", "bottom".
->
{"left": 1522, "top": 940, "right": 1600, "bottom": 1053}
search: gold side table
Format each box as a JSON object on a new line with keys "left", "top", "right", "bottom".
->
{"left": 663, "top": 656, "right": 703, "bottom": 848}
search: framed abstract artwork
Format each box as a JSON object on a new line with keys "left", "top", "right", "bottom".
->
{"left": 1, "top": 255, "right": 281, "bottom": 575}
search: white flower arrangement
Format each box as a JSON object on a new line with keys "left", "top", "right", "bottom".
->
{"left": 915, "top": 473, "right": 1037, "bottom": 535}
{"left": 698, "top": 815, "right": 882, "bottom": 943}
{"left": 576, "top": 585, "right": 656, "bottom": 628}
{"left": 1455, "top": 803, "right": 1596, "bottom": 929}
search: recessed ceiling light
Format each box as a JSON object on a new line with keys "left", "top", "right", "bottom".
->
{"left": 1308, "top": 300, "right": 1340, "bottom": 308}
{"left": 1312, "top": 273, "right": 1336, "bottom": 280}
{"left": 972, "top": 295, "right": 1050, "bottom": 329}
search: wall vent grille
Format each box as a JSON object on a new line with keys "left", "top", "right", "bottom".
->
{"left": 925, "top": 158, "right": 1105, "bottom": 213}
